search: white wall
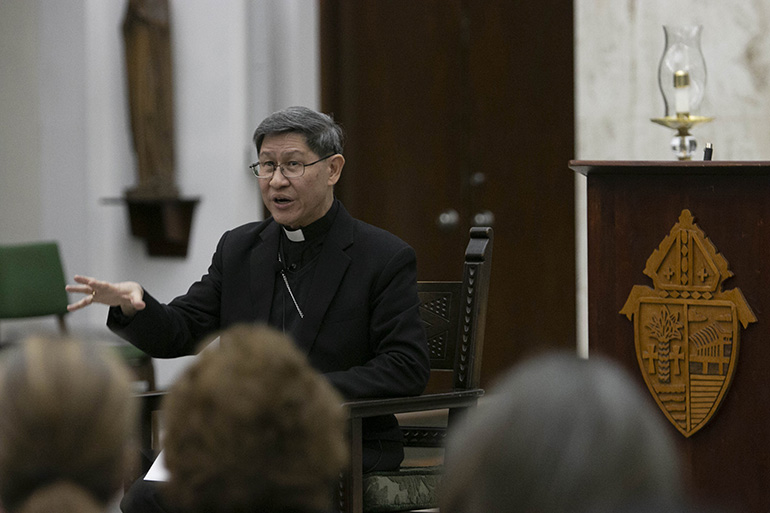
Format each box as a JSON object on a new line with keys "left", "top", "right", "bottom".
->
{"left": 574, "top": 0, "right": 770, "bottom": 356}
{"left": 0, "top": 0, "right": 319, "bottom": 387}
{"left": 0, "top": 1, "right": 43, "bottom": 242}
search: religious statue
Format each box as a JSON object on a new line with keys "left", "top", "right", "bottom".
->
{"left": 122, "top": 0, "right": 178, "bottom": 198}
{"left": 119, "top": 0, "right": 198, "bottom": 257}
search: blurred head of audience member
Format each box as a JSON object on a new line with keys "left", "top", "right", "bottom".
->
{"left": 0, "top": 336, "right": 136, "bottom": 513}
{"left": 162, "top": 324, "right": 347, "bottom": 513}
{"left": 441, "top": 351, "right": 689, "bottom": 513}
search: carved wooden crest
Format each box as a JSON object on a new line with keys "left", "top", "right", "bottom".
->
{"left": 621, "top": 210, "right": 756, "bottom": 437}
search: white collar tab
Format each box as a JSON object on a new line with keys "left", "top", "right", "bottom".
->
{"left": 283, "top": 227, "right": 305, "bottom": 242}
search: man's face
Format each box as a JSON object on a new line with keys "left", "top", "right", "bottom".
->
{"left": 258, "top": 133, "right": 343, "bottom": 229}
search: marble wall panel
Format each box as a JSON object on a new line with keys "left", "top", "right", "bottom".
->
{"left": 577, "top": 0, "right": 770, "bottom": 161}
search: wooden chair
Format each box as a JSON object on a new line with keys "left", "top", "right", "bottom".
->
{"left": 340, "top": 226, "right": 493, "bottom": 513}
{"left": 0, "top": 241, "right": 155, "bottom": 389}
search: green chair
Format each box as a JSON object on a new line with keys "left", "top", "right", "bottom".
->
{"left": 0, "top": 241, "right": 154, "bottom": 389}
{"left": 0, "top": 241, "right": 70, "bottom": 338}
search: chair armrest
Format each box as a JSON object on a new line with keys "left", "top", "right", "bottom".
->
{"left": 136, "top": 390, "right": 168, "bottom": 472}
{"left": 342, "top": 389, "right": 484, "bottom": 419}
{"left": 137, "top": 390, "right": 167, "bottom": 407}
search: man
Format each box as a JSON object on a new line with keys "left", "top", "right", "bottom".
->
{"left": 67, "top": 106, "right": 430, "bottom": 510}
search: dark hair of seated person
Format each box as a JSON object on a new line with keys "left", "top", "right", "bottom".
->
{"left": 162, "top": 324, "right": 348, "bottom": 513}
{"left": 0, "top": 335, "right": 136, "bottom": 513}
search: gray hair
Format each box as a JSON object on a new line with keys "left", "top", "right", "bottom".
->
{"left": 441, "top": 352, "right": 687, "bottom": 513}
{"left": 252, "top": 106, "right": 344, "bottom": 156}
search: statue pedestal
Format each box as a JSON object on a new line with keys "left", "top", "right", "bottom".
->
{"left": 103, "top": 196, "right": 200, "bottom": 257}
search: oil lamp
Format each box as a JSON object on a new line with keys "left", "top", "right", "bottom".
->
{"left": 651, "top": 25, "right": 713, "bottom": 160}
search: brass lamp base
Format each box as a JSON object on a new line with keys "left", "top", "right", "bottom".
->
{"left": 651, "top": 114, "right": 714, "bottom": 160}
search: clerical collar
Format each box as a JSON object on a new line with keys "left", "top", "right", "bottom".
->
{"left": 283, "top": 227, "right": 305, "bottom": 242}
{"left": 280, "top": 200, "right": 339, "bottom": 244}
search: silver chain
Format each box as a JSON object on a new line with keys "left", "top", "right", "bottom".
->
{"left": 280, "top": 269, "right": 304, "bottom": 319}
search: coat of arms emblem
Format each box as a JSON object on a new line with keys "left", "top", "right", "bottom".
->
{"left": 621, "top": 210, "right": 756, "bottom": 437}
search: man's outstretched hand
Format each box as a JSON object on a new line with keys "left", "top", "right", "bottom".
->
{"left": 66, "top": 275, "right": 145, "bottom": 317}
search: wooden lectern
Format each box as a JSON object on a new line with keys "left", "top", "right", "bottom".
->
{"left": 572, "top": 160, "right": 770, "bottom": 513}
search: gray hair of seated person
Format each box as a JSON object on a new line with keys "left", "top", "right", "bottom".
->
{"left": 162, "top": 324, "right": 348, "bottom": 513}
{"left": 252, "top": 105, "right": 345, "bottom": 156}
{"left": 441, "top": 351, "right": 687, "bottom": 513}
{"left": 0, "top": 336, "right": 136, "bottom": 513}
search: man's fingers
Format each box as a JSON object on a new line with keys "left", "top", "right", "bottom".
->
{"left": 66, "top": 297, "right": 90, "bottom": 312}
{"left": 72, "top": 275, "right": 95, "bottom": 286}
{"left": 67, "top": 277, "right": 143, "bottom": 312}
{"left": 65, "top": 285, "right": 91, "bottom": 295}
{"left": 66, "top": 276, "right": 105, "bottom": 311}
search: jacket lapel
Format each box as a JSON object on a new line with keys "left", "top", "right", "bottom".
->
{"left": 294, "top": 204, "right": 355, "bottom": 354}
{"left": 250, "top": 220, "right": 280, "bottom": 323}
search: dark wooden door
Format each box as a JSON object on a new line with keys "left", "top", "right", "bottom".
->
{"left": 320, "top": 0, "right": 575, "bottom": 386}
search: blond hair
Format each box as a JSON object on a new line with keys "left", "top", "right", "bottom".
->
{"left": 0, "top": 336, "right": 136, "bottom": 513}
{"left": 163, "top": 324, "right": 348, "bottom": 513}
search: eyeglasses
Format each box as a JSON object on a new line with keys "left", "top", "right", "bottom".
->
{"left": 250, "top": 154, "right": 334, "bottom": 179}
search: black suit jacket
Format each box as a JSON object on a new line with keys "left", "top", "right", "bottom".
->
{"left": 109, "top": 203, "right": 430, "bottom": 439}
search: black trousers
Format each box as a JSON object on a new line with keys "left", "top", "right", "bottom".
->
{"left": 121, "top": 440, "right": 404, "bottom": 513}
